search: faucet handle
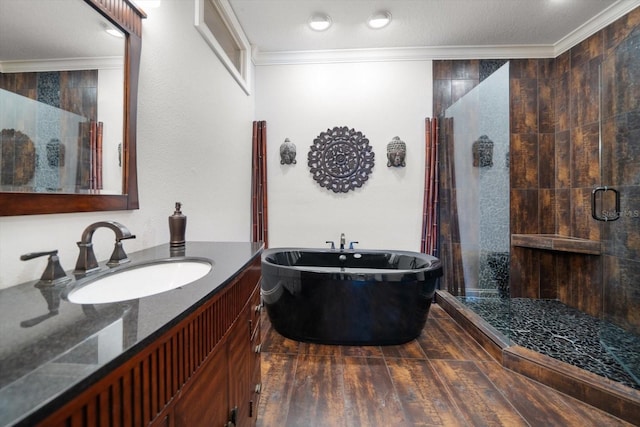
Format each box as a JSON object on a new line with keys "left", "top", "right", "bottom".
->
{"left": 20, "top": 250, "right": 71, "bottom": 286}
{"left": 349, "top": 241, "right": 359, "bottom": 250}
{"left": 325, "top": 241, "right": 335, "bottom": 250}
{"left": 107, "top": 235, "right": 136, "bottom": 267}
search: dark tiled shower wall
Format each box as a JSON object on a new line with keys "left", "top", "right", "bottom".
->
{"left": 0, "top": 70, "right": 98, "bottom": 190}
{"left": 0, "top": 70, "right": 97, "bottom": 118}
{"left": 434, "top": 6, "right": 640, "bottom": 335}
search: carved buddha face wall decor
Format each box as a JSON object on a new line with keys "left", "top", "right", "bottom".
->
{"left": 386, "top": 136, "right": 406, "bottom": 167}
{"left": 280, "top": 138, "right": 297, "bottom": 165}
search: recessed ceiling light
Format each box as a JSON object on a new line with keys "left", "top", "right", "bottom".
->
{"left": 308, "top": 14, "right": 332, "bottom": 31}
{"left": 367, "top": 11, "right": 391, "bottom": 29}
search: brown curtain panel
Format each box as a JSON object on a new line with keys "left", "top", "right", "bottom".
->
{"left": 251, "top": 120, "right": 268, "bottom": 247}
{"left": 421, "top": 118, "right": 439, "bottom": 256}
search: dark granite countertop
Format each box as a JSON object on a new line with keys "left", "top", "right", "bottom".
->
{"left": 0, "top": 241, "right": 263, "bottom": 427}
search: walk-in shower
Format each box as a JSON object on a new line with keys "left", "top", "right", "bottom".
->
{"left": 439, "top": 60, "right": 640, "bottom": 392}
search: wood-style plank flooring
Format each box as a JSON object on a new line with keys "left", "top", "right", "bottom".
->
{"left": 257, "top": 304, "right": 632, "bottom": 426}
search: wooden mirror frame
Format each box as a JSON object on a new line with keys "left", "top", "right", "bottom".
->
{"left": 0, "top": 0, "right": 145, "bottom": 216}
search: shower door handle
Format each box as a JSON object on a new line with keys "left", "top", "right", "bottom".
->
{"left": 591, "top": 186, "right": 620, "bottom": 222}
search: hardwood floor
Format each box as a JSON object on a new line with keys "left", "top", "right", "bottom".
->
{"left": 257, "top": 304, "right": 633, "bottom": 426}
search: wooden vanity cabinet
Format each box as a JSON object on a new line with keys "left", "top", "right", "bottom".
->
{"left": 36, "top": 255, "right": 262, "bottom": 427}
{"left": 174, "top": 285, "right": 261, "bottom": 427}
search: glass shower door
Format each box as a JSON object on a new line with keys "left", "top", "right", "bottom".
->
{"left": 444, "top": 63, "right": 511, "bottom": 337}
{"left": 597, "top": 30, "right": 640, "bottom": 388}
{"left": 597, "top": 138, "right": 640, "bottom": 389}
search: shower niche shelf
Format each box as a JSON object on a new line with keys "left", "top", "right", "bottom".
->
{"left": 511, "top": 234, "right": 601, "bottom": 255}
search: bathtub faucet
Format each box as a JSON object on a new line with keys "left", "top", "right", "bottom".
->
{"left": 340, "top": 233, "right": 346, "bottom": 250}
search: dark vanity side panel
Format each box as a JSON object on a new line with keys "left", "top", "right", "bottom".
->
{"left": 34, "top": 255, "right": 261, "bottom": 427}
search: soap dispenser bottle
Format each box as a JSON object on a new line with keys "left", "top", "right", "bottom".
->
{"left": 169, "top": 202, "right": 186, "bottom": 247}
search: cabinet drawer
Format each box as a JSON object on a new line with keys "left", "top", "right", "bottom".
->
{"left": 250, "top": 285, "right": 262, "bottom": 327}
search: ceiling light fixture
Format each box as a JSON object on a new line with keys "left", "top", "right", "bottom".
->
{"left": 102, "top": 22, "right": 124, "bottom": 38}
{"left": 367, "top": 11, "right": 392, "bottom": 29}
{"left": 308, "top": 14, "right": 332, "bottom": 31}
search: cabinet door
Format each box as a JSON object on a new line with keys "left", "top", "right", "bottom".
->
{"left": 174, "top": 344, "right": 229, "bottom": 427}
{"left": 228, "top": 307, "right": 253, "bottom": 427}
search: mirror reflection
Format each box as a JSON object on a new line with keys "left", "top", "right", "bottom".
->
{"left": 0, "top": 0, "right": 124, "bottom": 194}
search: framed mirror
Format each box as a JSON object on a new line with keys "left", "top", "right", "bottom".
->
{"left": 0, "top": 0, "right": 144, "bottom": 216}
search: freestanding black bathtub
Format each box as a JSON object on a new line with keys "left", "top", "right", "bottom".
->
{"left": 261, "top": 248, "right": 443, "bottom": 345}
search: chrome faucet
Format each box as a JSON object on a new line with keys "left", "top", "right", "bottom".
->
{"left": 74, "top": 221, "right": 136, "bottom": 274}
{"left": 340, "top": 233, "right": 346, "bottom": 250}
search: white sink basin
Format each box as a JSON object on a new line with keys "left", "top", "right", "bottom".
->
{"left": 67, "top": 259, "right": 213, "bottom": 304}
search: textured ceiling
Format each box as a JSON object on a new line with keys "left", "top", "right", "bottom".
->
{"left": 2, "top": 0, "right": 638, "bottom": 66}
{"left": 228, "top": 0, "right": 632, "bottom": 54}
{"left": 0, "top": 0, "right": 123, "bottom": 63}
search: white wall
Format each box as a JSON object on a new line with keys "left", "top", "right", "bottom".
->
{"left": 255, "top": 61, "right": 432, "bottom": 251}
{"left": 0, "top": 0, "right": 255, "bottom": 289}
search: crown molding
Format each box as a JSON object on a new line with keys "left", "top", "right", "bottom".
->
{"left": 553, "top": 0, "right": 640, "bottom": 56}
{"left": 252, "top": 45, "right": 555, "bottom": 65}
{"left": 0, "top": 57, "right": 123, "bottom": 73}
{"left": 252, "top": 1, "right": 640, "bottom": 66}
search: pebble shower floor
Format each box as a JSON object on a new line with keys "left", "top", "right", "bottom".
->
{"left": 458, "top": 297, "right": 640, "bottom": 390}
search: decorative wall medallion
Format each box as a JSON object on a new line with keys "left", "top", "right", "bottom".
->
{"left": 279, "top": 138, "right": 297, "bottom": 165}
{"left": 386, "top": 136, "right": 406, "bottom": 167}
{"left": 308, "top": 126, "right": 375, "bottom": 193}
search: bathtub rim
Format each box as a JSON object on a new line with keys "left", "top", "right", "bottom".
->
{"left": 261, "top": 246, "right": 442, "bottom": 274}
